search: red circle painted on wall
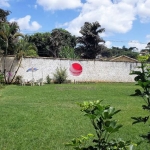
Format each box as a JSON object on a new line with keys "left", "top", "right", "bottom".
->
{"left": 69, "top": 63, "right": 83, "bottom": 76}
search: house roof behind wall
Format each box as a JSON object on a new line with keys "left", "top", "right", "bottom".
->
{"left": 110, "top": 55, "right": 139, "bottom": 63}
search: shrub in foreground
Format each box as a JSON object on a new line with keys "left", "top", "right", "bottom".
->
{"left": 130, "top": 58, "right": 150, "bottom": 143}
{"left": 65, "top": 100, "right": 135, "bottom": 150}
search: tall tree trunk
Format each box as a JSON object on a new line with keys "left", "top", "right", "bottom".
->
{"left": 3, "top": 55, "right": 7, "bottom": 84}
{"left": 7, "top": 56, "right": 16, "bottom": 83}
{"left": 10, "top": 57, "right": 22, "bottom": 83}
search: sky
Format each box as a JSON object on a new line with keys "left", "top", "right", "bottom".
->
{"left": 1, "top": 0, "right": 150, "bottom": 52}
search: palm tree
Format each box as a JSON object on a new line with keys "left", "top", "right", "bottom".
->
{"left": 0, "top": 8, "right": 10, "bottom": 22}
{"left": 0, "top": 22, "right": 23, "bottom": 83}
{"left": 76, "top": 21, "right": 105, "bottom": 59}
{"left": 8, "top": 35, "right": 38, "bottom": 83}
{"left": 16, "top": 35, "right": 38, "bottom": 58}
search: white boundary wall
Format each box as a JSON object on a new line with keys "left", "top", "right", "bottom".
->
{"left": 2, "top": 57, "right": 139, "bottom": 82}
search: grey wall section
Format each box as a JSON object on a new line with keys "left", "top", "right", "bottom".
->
{"left": 1, "top": 57, "right": 139, "bottom": 82}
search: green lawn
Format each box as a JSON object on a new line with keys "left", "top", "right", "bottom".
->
{"left": 0, "top": 83, "right": 149, "bottom": 150}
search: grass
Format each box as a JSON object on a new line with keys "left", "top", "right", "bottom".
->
{"left": 0, "top": 83, "right": 149, "bottom": 150}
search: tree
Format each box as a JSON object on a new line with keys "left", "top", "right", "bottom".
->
{"left": 17, "top": 35, "right": 38, "bottom": 59}
{"left": 107, "top": 46, "right": 138, "bottom": 59}
{"left": 75, "top": 21, "right": 105, "bottom": 59}
{"left": 7, "top": 36, "right": 38, "bottom": 84}
{"left": 0, "top": 8, "right": 10, "bottom": 23}
{"left": 145, "top": 42, "right": 150, "bottom": 54}
{"left": 49, "top": 28, "right": 76, "bottom": 58}
{"left": 28, "top": 32, "right": 51, "bottom": 57}
{"left": 0, "top": 22, "right": 23, "bottom": 83}
{"left": 0, "top": 22, "right": 23, "bottom": 55}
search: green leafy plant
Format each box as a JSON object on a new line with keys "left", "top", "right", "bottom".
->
{"left": 53, "top": 66, "right": 67, "bottom": 84}
{"left": 130, "top": 56, "right": 150, "bottom": 143}
{"left": 24, "top": 49, "right": 38, "bottom": 57}
{"left": 65, "top": 100, "right": 135, "bottom": 150}
{"left": 46, "top": 75, "right": 51, "bottom": 84}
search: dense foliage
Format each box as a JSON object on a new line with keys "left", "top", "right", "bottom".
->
{"left": 28, "top": 32, "right": 51, "bottom": 57}
{"left": 49, "top": 28, "right": 76, "bottom": 58}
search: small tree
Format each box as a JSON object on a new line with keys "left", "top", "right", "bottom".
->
{"left": 66, "top": 100, "right": 135, "bottom": 149}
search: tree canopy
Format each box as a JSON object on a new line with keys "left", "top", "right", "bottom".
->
{"left": 28, "top": 32, "right": 51, "bottom": 57}
{"left": 48, "top": 28, "right": 76, "bottom": 58}
{"left": 0, "top": 8, "right": 11, "bottom": 23}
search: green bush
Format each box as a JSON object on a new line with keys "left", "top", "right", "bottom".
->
{"left": 53, "top": 67, "right": 67, "bottom": 84}
{"left": 25, "top": 49, "right": 38, "bottom": 57}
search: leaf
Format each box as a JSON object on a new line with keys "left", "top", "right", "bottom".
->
{"left": 130, "top": 89, "right": 142, "bottom": 96}
{"left": 130, "top": 71, "right": 142, "bottom": 75}
{"left": 131, "top": 116, "right": 149, "bottom": 124}
{"left": 142, "top": 105, "right": 150, "bottom": 110}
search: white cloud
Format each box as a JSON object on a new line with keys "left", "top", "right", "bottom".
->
{"left": 146, "top": 35, "right": 150, "bottom": 39}
{"left": 105, "top": 41, "right": 112, "bottom": 48}
{"left": 128, "top": 40, "right": 147, "bottom": 52}
{"left": 36, "top": 0, "right": 82, "bottom": 10}
{"left": 9, "top": 15, "right": 42, "bottom": 31}
{"left": 136, "top": 0, "right": 150, "bottom": 23}
{"left": 59, "top": 0, "right": 150, "bottom": 37}
{"left": 0, "top": 0, "right": 10, "bottom": 7}
{"left": 34, "top": 5, "right": 37, "bottom": 9}
{"left": 65, "top": 0, "right": 136, "bottom": 36}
